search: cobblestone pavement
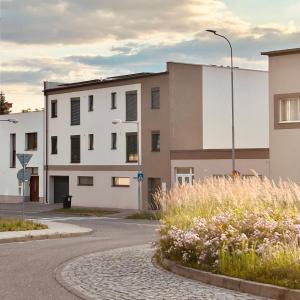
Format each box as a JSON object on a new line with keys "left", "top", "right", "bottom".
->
{"left": 60, "top": 245, "right": 268, "bottom": 300}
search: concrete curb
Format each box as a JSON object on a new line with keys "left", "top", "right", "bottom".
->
{"left": 161, "top": 258, "right": 300, "bottom": 300}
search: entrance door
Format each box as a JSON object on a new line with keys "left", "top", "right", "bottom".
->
{"left": 53, "top": 176, "right": 69, "bottom": 203}
{"left": 30, "top": 176, "right": 39, "bottom": 201}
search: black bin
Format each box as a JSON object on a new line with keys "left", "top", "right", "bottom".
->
{"left": 63, "top": 195, "right": 72, "bottom": 208}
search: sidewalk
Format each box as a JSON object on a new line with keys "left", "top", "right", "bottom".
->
{"left": 0, "top": 220, "right": 92, "bottom": 244}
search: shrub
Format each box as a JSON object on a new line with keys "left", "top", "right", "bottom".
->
{"left": 156, "top": 176, "right": 300, "bottom": 289}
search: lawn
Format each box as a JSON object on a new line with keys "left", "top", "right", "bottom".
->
{"left": 156, "top": 176, "right": 300, "bottom": 289}
{"left": 53, "top": 207, "right": 119, "bottom": 217}
{"left": 0, "top": 218, "right": 47, "bottom": 232}
{"left": 126, "top": 211, "right": 162, "bottom": 220}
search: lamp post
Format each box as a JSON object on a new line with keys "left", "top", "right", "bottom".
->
{"left": 112, "top": 119, "right": 142, "bottom": 210}
{"left": 0, "top": 118, "right": 18, "bottom": 123}
{"left": 206, "top": 29, "right": 236, "bottom": 174}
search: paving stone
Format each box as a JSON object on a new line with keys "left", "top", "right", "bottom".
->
{"left": 61, "top": 245, "right": 269, "bottom": 300}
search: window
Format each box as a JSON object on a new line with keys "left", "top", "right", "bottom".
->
{"left": 151, "top": 87, "right": 160, "bottom": 109}
{"left": 88, "top": 95, "right": 94, "bottom": 111}
{"left": 126, "top": 90, "right": 137, "bottom": 121}
{"left": 71, "top": 97, "right": 80, "bottom": 125}
{"left": 51, "top": 136, "right": 57, "bottom": 154}
{"left": 280, "top": 97, "right": 300, "bottom": 122}
{"left": 126, "top": 132, "right": 138, "bottom": 162}
{"left": 78, "top": 176, "right": 93, "bottom": 186}
{"left": 10, "top": 133, "right": 16, "bottom": 168}
{"left": 151, "top": 131, "right": 160, "bottom": 152}
{"left": 51, "top": 100, "right": 57, "bottom": 118}
{"left": 111, "top": 132, "right": 117, "bottom": 150}
{"left": 26, "top": 132, "right": 37, "bottom": 150}
{"left": 111, "top": 92, "right": 117, "bottom": 109}
{"left": 71, "top": 135, "right": 80, "bottom": 163}
{"left": 112, "top": 177, "right": 130, "bottom": 187}
{"left": 88, "top": 134, "right": 94, "bottom": 150}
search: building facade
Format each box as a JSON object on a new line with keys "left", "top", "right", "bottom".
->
{"left": 262, "top": 48, "right": 300, "bottom": 183}
{"left": 0, "top": 111, "right": 44, "bottom": 203}
{"left": 44, "top": 62, "right": 269, "bottom": 209}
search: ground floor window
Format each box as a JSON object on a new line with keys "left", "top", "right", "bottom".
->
{"left": 148, "top": 177, "right": 161, "bottom": 210}
{"left": 175, "top": 167, "right": 194, "bottom": 185}
{"left": 78, "top": 176, "right": 94, "bottom": 186}
{"left": 112, "top": 177, "right": 130, "bottom": 187}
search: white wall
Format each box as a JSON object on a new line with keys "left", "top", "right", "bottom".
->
{"left": 0, "top": 111, "right": 44, "bottom": 200}
{"left": 202, "top": 66, "right": 269, "bottom": 149}
{"left": 48, "top": 84, "right": 141, "bottom": 165}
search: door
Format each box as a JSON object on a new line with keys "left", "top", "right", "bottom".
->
{"left": 30, "top": 176, "right": 39, "bottom": 201}
{"left": 53, "top": 176, "right": 69, "bottom": 203}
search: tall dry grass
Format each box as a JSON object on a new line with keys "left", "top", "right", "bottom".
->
{"left": 158, "top": 176, "right": 300, "bottom": 228}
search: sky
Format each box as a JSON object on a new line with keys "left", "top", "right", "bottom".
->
{"left": 1, "top": 0, "right": 300, "bottom": 112}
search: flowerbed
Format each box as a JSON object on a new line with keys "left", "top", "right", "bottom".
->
{"left": 156, "top": 177, "right": 300, "bottom": 289}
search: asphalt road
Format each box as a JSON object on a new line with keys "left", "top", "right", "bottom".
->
{"left": 0, "top": 212, "right": 158, "bottom": 300}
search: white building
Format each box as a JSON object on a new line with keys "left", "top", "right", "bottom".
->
{"left": 0, "top": 111, "right": 44, "bottom": 203}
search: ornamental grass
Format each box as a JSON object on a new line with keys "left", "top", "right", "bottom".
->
{"left": 156, "top": 176, "right": 300, "bottom": 289}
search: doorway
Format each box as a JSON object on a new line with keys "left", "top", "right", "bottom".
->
{"left": 53, "top": 176, "right": 69, "bottom": 203}
{"left": 30, "top": 176, "right": 39, "bottom": 201}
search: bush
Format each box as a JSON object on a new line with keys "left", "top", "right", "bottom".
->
{"left": 156, "top": 176, "right": 300, "bottom": 289}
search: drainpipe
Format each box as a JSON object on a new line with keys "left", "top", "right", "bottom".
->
{"left": 43, "top": 81, "right": 49, "bottom": 204}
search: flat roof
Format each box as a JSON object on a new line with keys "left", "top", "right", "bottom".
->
{"left": 261, "top": 48, "right": 300, "bottom": 56}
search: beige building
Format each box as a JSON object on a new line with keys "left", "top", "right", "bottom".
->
{"left": 262, "top": 48, "right": 300, "bottom": 183}
{"left": 44, "top": 62, "right": 269, "bottom": 209}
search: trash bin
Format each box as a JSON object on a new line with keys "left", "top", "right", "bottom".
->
{"left": 63, "top": 195, "right": 72, "bottom": 208}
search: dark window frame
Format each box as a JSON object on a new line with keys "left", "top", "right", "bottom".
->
{"left": 126, "top": 90, "right": 137, "bottom": 121}
{"left": 10, "top": 133, "right": 16, "bottom": 168}
{"left": 112, "top": 177, "right": 130, "bottom": 187}
{"left": 51, "top": 136, "right": 58, "bottom": 154}
{"left": 151, "top": 87, "right": 160, "bottom": 109}
{"left": 151, "top": 131, "right": 160, "bottom": 152}
{"left": 25, "top": 132, "right": 37, "bottom": 151}
{"left": 78, "top": 176, "right": 94, "bottom": 186}
{"left": 51, "top": 100, "right": 57, "bottom": 118}
{"left": 111, "top": 132, "right": 117, "bottom": 150}
{"left": 126, "top": 132, "right": 138, "bottom": 163}
{"left": 111, "top": 92, "right": 117, "bottom": 109}
{"left": 70, "top": 97, "right": 80, "bottom": 126}
{"left": 70, "top": 135, "right": 80, "bottom": 163}
{"left": 88, "top": 95, "right": 94, "bottom": 112}
{"left": 88, "top": 134, "right": 94, "bottom": 150}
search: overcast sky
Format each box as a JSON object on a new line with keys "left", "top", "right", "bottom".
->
{"left": 1, "top": 0, "right": 300, "bottom": 112}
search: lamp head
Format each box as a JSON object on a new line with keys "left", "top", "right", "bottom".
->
{"left": 112, "top": 119, "right": 122, "bottom": 125}
{"left": 206, "top": 29, "right": 217, "bottom": 35}
{"left": 8, "top": 118, "right": 19, "bottom": 124}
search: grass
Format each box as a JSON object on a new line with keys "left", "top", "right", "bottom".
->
{"left": 156, "top": 176, "right": 300, "bottom": 289}
{"left": 0, "top": 218, "right": 47, "bottom": 232}
{"left": 126, "top": 211, "right": 162, "bottom": 220}
{"left": 53, "top": 207, "right": 119, "bottom": 217}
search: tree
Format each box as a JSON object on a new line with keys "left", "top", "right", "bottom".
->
{"left": 0, "top": 91, "right": 12, "bottom": 115}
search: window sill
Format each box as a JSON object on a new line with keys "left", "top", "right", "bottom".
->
{"left": 9, "top": 166, "right": 16, "bottom": 169}
{"left": 126, "top": 161, "right": 138, "bottom": 163}
{"left": 51, "top": 116, "right": 57, "bottom": 118}
{"left": 78, "top": 184, "right": 94, "bottom": 186}
{"left": 51, "top": 153, "right": 58, "bottom": 155}
{"left": 151, "top": 150, "right": 160, "bottom": 152}
{"left": 279, "top": 120, "right": 300, "bottom": 124}
{"left": 112, "top": 185, "right": 130, "bottom": 188}
{"left": 25, "top": 149, "right": 37, "bottom": 151}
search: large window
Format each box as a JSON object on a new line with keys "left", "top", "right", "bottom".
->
{"left": 10, "top": 133, "right": 16, "bottom": 168}
{"left": 78, "top": 176, "right": 93, "bottom": 186}
{"left": 111, "top": 132, "right": 117, "bottom": 150}
{"left": 26, "top": 132, "right": 37, "bottom": 151}
{"left": 126, "top": 132, "right": 138, "bottom": 162}
{"left": 51, "top": 100, "right": 57, "bottom": 118}
{"left": 51, "top": 136, "right": 57, "bottom": 154}
{"left": 151, "top": 131, "right": 160, "bottom": 152}
{"left": 280, "top": 97, "right": 300, "bottom": 122}
{"left": 71, "top": 97, "right": 80, "bottom": 125}
{"left": 151, "top": 87, "right": 160, "bottom": 109}
{"left": 71, "top": 135, "right": 80, "bottom": 163}
{"left": 126, "top": 90, "right": 137, "bottom": 121}
{"left": 112, "top": 177, "right": 130, "bottom": 187}
{"left": 88, "top": 134, "right": 94, "bottom": 150}
{"left": 111, "top": 92, "right": 117, "bottom": 109}
{"left": 88, "top": 95, "right": 94, "bottom": 111}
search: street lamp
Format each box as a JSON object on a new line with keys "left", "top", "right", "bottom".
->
{"left": 112, "top": 118, "right": 142, "bottom": 210}
{"left": 0, "top": 118, "right": 18, "bottom": 123}
{"left": 206, "top": 29, "right": 236, "bottom": 174}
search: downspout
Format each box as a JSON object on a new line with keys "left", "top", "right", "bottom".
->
{"left": 43, "top": 81, "right": 49, "bottom": 204}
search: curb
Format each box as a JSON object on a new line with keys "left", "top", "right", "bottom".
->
{"left": 0, "top": 230, "right": 93, "bottom": 244}
{"left": 161, "top": 258, "right": 300, "bottom": 300}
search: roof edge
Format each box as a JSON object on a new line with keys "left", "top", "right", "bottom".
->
{"left": 261, "top": 48, "right": 300, "bottom": 56}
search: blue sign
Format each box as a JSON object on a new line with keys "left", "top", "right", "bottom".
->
{"left": 137, "top": 171, "right": 144, "bottom": 182}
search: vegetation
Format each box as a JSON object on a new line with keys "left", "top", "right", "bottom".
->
{"left": 53, "top": 207, "right": 118, "bottom": 217}
{"left": 126, "top": 211, "right": 162, "bottom": 220}
{"left": 0, "top": 218, "right": 47, "bottom": 232}
{"left": 156, "top": 176, "right": 300, "bottom": 289}
{"left": 0, "top": 91, "right": 11, "bottom": 115}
